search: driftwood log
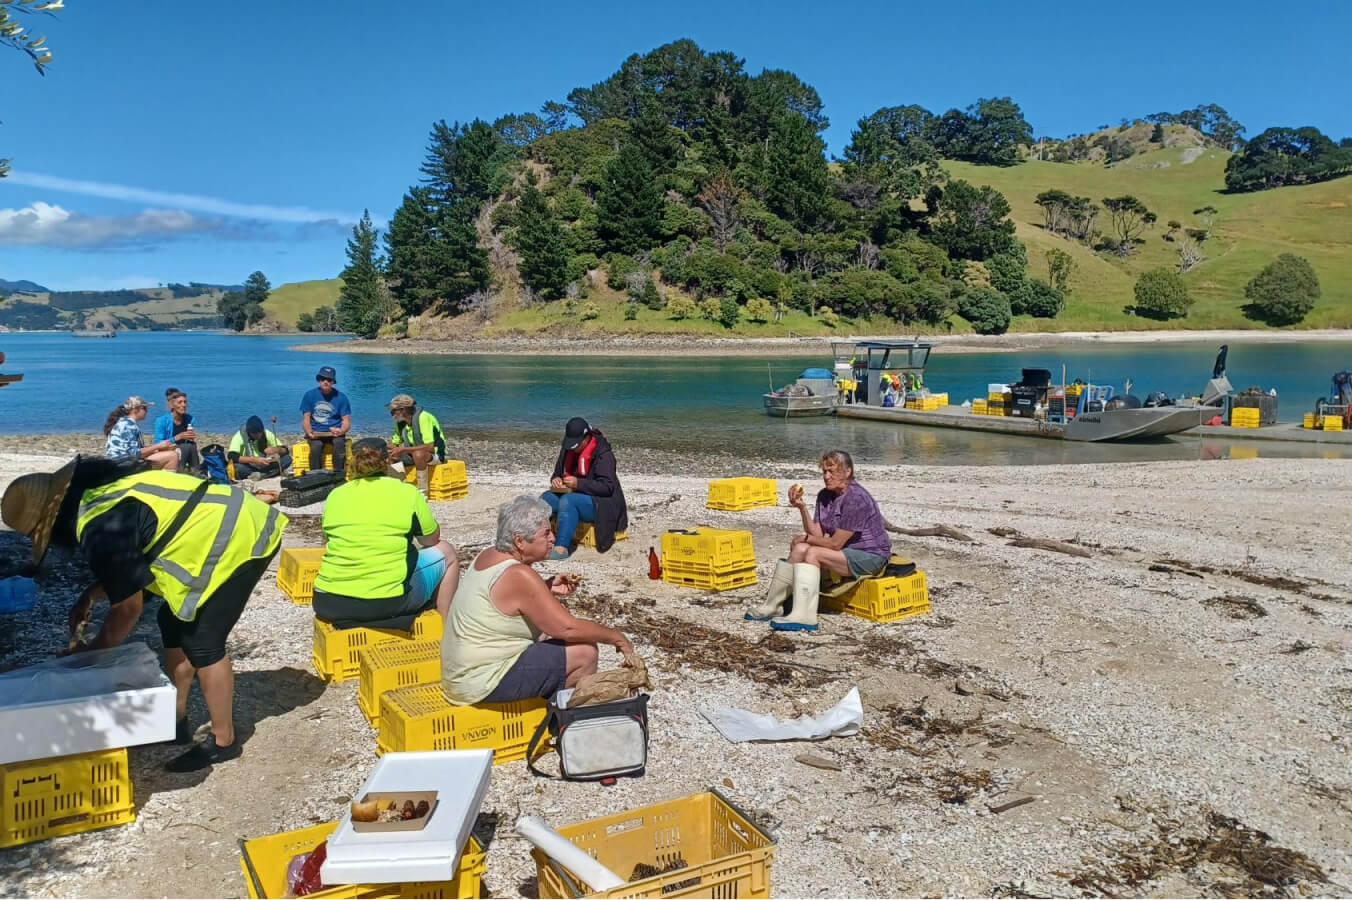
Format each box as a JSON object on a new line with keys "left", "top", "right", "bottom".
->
{"left": 987, "top": 527, "right": 1092, "bottom": 558}
{"left": 885, "top": 522, "right": 973, "bottom": 542}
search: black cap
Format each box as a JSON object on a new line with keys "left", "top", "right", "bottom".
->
{"left": 562, "top": 417, "right": 591, "bottom": 451}
{"left": 245, "top": 415, "right": 266, "bottom": 436}
{"left": 316, "top": 365, "right": 337, "bottom": 383}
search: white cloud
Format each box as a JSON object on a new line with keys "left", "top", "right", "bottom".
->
{"left": 7, "top": 170, "right": 372, "bottom": 225}
{"left": 0, "top": 201, "right": 229, "bottom": 249}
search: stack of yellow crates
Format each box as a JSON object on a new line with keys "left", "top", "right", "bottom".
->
{"left": 1303, "top": 413, "right": 1317, "bottom": 429}
{"left": 972, "top": 399, "right": 988, "bottom": 416}
{"left": 377, "top": 687, "right": 546, "bottom": 762}
{"left": 1230, "top": 407, "right": 1261, "bottom": 428}
{"left": 985, "top": 390, "right": 1010, "bottom": 416}
{"left": 661, "top": 527, "right": 757, "bottom": 591}
{"left": 1322, "top": 414, "right": 1344, "bottom": 432}
{"left": 427, "top": 460, "right": 469, "bottom": 500}
{"left": 357, "top": 640, "right": 441, "bottom": 728}
{"left": 312, "top": 609, "right": 443, "bottom": 683}
{"left": 707, "top": 477, "right": 777, "bottom": 511}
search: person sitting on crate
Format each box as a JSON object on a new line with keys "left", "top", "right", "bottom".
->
{"left": 153, "top": 388, "right": 203, "bottom": 476}
{"left": 539, "top": 417, "right": 627, "bottom": 561}
{"left": 311, "top": 443, "right": 460, "bottom": 631}
{"left": 385, "top": 393, "right": 447, "bottom": 490}
{"left": 103, "top": 395, "right": 179, "bottom": 471}
{"left": 300, "top": 365, "right": 351, "bottom": 473}
{"left": 441, "top": 494, "right": 634, "bottom": 705}
{"left": 1, "top": 454, "right": 287, "bottom": 772}
{"left": 745, "top": 449, "right": 891, "bottom": 633}
{"left": 227, "top": 415, "right": 291, "bottom": 481}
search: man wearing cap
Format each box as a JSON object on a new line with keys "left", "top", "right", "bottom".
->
{"left": 300, "top": 365, "right": 352, "bottom": 473}
{"left": 0, "top": 455, "right": 287, "bottom": 772}
{"left": 540, "top": 416, "right": 628, "bottom": 559}
{"left": 228, "top": 415, "right": 291, "bottom": 480}
{"left": 386, "top": 394, "right": 446, "bottom": 490}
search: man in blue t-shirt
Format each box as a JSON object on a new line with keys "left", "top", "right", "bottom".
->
{"left": 300, "top": 365, "right": 352, "bottom": 472}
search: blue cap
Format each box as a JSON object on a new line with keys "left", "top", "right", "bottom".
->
{"left": 316, "top": 366, "right": 337, "bottom": 383}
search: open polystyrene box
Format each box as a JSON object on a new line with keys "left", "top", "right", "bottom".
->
{"left": 0, "top": 642, "right": 176, "bottom": 765}
{"left": 321, "top": 749, "right": 493, "bottom": 885}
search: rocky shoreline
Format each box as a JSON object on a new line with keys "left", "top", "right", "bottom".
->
{"left": 0, "top": 451, "right": 1348, "bottom": 897}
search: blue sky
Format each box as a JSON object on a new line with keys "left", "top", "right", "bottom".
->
{"left": 2, "top": 0, "right": 1348, "bottom": 292}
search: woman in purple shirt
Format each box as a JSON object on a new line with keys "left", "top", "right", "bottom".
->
{"left": 746, "top": 449, "right": 891, "bottom": 632}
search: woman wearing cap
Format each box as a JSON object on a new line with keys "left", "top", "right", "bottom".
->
{"left": 103, "top": 396, "right": 178, "bottom": 471}
{"left": 441, "top": 494, "right": 633, "bottom": 705}
{"left": 539, "top": 416, "right": 627, "bottom": 560}
{"left": 745, "top": 449, "right": 891, "bottom": 633}
{"left": 311, "top": 443, "right": 459, "bottom": 631}
{"left": 0, "top": 455, "right": 287, "bottom": 772}
{"left": 385, "top": 394, "right": 447, "bottom": 490}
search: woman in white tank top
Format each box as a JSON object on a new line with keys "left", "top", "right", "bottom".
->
{"left": 441, "top": 495, "right": 633, "bottom": 705}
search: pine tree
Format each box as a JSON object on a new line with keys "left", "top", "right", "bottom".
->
{"left": 336, "top": 210, "right": 392, "bottom": 338}
{"left": 765, "top": 112, "right": 830, "bottom": 230}
{"left": 384, "top": 188, "right": 491, "bottom": 315}
{"left": 420, "top": 119, "right": 511, "bottom": 210}
{"left": 596, "top": 143, "right": 663, "bottom": 254}
{"left": 514, "top": 177, "right": 570, "bottom": 299}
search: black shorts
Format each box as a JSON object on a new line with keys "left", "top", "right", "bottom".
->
{"left": 482, "top": 639, "right": 568, "bottom": 703}
{"left": 156, "top": 548, "right": 278, "bottom": 668}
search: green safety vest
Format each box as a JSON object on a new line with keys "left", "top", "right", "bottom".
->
{"left": 76, "top": 470, "right": 287, "bottom": 621}
{"left": 230, "top": 426, "right": 280, "bottom": 458}
{"left": 391, "top": 408, "right": 439, "bottom": 447}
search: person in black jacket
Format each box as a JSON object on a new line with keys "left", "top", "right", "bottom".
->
{"left": 540, "top": 417, "right": 627, "bottom": 559}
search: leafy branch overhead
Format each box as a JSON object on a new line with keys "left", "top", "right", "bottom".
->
{"left": 1, "top": 0, "right": 64, "bottom": 177}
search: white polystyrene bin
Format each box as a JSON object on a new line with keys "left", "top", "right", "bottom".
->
{"left": 0, "top": 643, "right": 176, "bottom": 764}
{"left": 988, "top": 383, "right": 1009, "bottom": 394}
{"left": 321, "top": 749, "right": 493, "bottom": 885}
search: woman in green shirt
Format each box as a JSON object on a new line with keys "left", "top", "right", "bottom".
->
{"left": 312, "top": 444, "right": 459, "bottom": 631}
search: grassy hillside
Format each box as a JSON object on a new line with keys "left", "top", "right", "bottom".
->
{"left": 945, "top": 147, "right": 1352, "bottom": 331}
{"left": 262, "top": 278, "right": 342, "bottom": 329}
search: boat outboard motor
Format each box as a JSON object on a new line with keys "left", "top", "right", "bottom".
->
{"left": 1202, "top": 344, "right": 1233, "bottom": 405}
{"left": 1213, "top": 344, "right": 1229, "bottom": 379}
{"left": 1143, "top": 391, "right": 1174, "bottom": 408}
{"left": 1105, "top": 394, "right": 1143, "bottom": 411}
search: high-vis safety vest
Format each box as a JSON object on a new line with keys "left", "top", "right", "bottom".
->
{"left": 76, "top": 470, "right": 287, "bottom": 621}
{"left": 391, "top": 408, "right": 438, "bottom": 447}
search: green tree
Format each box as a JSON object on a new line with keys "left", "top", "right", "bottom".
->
{"left": 596, "top": 143, "right": 664, "bottom": 254}
{"left": 243, "top": 271, "right": 271, "bottom": 307}
{"left": 956, "top": 97, "right": 1033, "bottom": 166}
{"left": 1010, "top": 279, "right": 1064, "bottom": 318}
{"left": 667, "top": 295, "right": 696, "bottom": 319}
{"left": 1102, "top": 195, "right": 1156, "bottom": 254}
{"left": 629, "top": 102, "right": 683, "bottom": 179}
{"left": 419, "top": 119, "right": 513, "bottom": 209}
{"left": 986, "top": 250, "right": 1026, "bottom": 295}
{"left": 745, "top": 297, "right": 773, "bottom": 323}
{"left": 312, "top": 305, "right": 338, "bottom": 332}
{"left": 927, "top": 180, "right": 1018, "bottom": 261}
{"left": 764, "top": 112, "right": 831, "bottom": 230}
{"left": 514, "top": 177, "right": 570, "bottom": 299}
{"left": 217, "top": 291, "right": 255, "bottom": 332}
{"left": 1242, "top": 253, "right": 1320, "bottom": 325}
{"left": 296, "top": 311, "right": 315, "bottom": 332}
{"left": 1132, "top": 268, "right": 1193, "bottom": 320}
{"left": 1149, "top": 123, "right": 1164, "bottom": 143}
{"left": 337, "top": 210, "right": 391, "bottom": 338}
{"left": 385, "top": 188, "right": 490, "bottom": 315}
{"left": 957, "top": 287, "right": 1012, "bottom": 334}
{"left": 1045, "top": 248, "right": 1074, "bottom": 292}
{"left": 717, "top": 295, "right": 741, "bottom": 328}
{"left": 1224, "top": 126, "right": 1352, "bottom": 192}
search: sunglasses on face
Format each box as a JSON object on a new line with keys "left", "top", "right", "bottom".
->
{"left": 318, "top": 378, "right": 334, "bottom": 384}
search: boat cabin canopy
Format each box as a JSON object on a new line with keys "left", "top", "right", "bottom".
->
{"left": 832, "top": 340, "right": 933, "bottom": 373}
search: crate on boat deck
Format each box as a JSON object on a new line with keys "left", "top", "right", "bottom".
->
{"left": 822, "top": 570, "right": 930, "bottom": 623}
{"left": 971, "top": 399, "right": 988, "bottom": 416}
{"left": 376, "top": 685, "right": 546, "bottom": 763}
{"left": 706, "top": 477, "right": 777, "bottom": 511}
{"left": 1303, "top": 413, "right": 1317, "bottom": 429}
{"left": 312, "top": 610, "right": 443, "bottom": 683}
{"left": 357, "top": 639, "right": 441, "bottom": 729}
{"left": 238, "top": 821, "right": 485, "bottom": 899}
{"left": 1322, "top": 415, "right": 1344, "bottom": 432}
{"left": 533, "top": 790, "right": 776, "bottom": 900}
{"left": 1, "top": 748, "right": 135, "bottom": 848}
{"left": 1230, "top": 407, "right": 1260, "bottom": 428}
{"left": 276, "top": 547, "right": 325, "bottom": 605}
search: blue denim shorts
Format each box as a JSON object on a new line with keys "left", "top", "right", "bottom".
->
{"left": 842, "top": 548, "right": 888, "bottom": 578}
{"left": 402, "top": 545, "right": 451, "bottom": 610}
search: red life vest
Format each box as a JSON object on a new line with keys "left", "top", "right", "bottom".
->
{"left": 563, "top": 435, "right": 598, "bottom": 477}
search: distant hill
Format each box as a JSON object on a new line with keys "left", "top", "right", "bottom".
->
{"left": 0, "top": 284, "right": 226, "bottom": 331}
{"left": 260, "top": 278, "right": 342, "bottom": 329}
{"left": 0, "top": 279, "right": 50, "bottom": 296}
{"left": 945, "top": 144, "right": 1352, "bottom": 330}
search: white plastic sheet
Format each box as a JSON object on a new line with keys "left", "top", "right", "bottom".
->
{"left": 0, "top": 643, "right": 163, "bottom": 706}
{"left": 700, "top": 686, "right": 864, "bottom": 743}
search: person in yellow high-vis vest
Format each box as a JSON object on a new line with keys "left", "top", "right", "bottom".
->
{"left": 1, "top": 455, "right": 287, "bottom": 773}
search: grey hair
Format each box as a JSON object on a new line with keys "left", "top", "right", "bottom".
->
{"left": 495, "top": 494, "right": 553, "bottom": 551}
{"left": 818, "top": 449, "right": 855, "bottom": 477}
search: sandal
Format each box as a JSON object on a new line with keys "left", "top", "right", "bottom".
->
{"left": 165, "top": 734, "right": 242, "bottom": 773}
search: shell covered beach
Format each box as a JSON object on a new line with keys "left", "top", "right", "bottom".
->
{"left": 0, "top": 437, "right": 1350, "bottom": 898}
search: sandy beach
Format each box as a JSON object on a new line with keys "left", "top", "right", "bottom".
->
{"left": 287, "top": 328, "right": 1352, "bottom": 358}
{"left": 1, "top": 444, "right": 1349, "bottom": 898}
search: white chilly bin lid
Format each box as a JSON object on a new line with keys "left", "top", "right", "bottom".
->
{"left": 321, "top": 749, "right": 493, "bottom": 885}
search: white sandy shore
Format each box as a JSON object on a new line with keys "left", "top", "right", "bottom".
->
{"left": 288, "top": 328, "right": 1352, "bottom": 358}
{"left": 0, "top": 451, "right": 1349, "bottom": 897}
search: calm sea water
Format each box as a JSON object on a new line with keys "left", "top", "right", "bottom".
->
{"left": 2, "top": 331, "right": 1349, "bottom": 466}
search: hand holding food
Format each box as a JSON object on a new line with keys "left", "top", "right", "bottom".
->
{"left": 788, "top": 483, "right": 805, "bottom": 506}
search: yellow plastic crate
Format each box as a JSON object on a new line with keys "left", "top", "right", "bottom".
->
{"left": 376, "top": 685, "right": 546, "bottom": 764}
{"left": 972, "top": 400, "right": 988, "bottom": 415}
{"left": 1230, "top": 408, "right": 1260, "bottom": 427}
{"left": 660, "top": 528, "right": 754, "bottom": 572}
{"left": 572, "top": 523, "right": 628, "bottom": 549}
{"left": 823, "top": 570, "right": 930, "bottom": 623}
{"left": 661, "top": 565, "right": 757, "bottom": 592}
{"left": 277, "top": 547, "right": 326, "bottom": 605}
{"left": 706, "top": 477, "right": 777, "bottom": 511}
{"left": 312, "top": 610, "right": 444, "bottom": 683}
{"left": 988, "top": 391, "right": 1011, "bottom": 403}
{"left": 1303, "top": 413, "right": 1317, "bottom": 429}
{"left": 239, "top": 821, "right": 485, "bottom": 899}
{"left": 292, "top": 439, "right": 354, "bottom": 477}
{"left": 1, "top": 748, "right": 135, "bottom": 848}
{"left": 1323, "top": 415, "right": 1344, "bottom": 432}
{"left": 986, "top": 403, "right": 1007, "bottom": 416}
{"left": 534, "top": 791, "right": 775, "bottom": 900}
{"left": 357, "top": 640, "right": 441, "bottom": 729}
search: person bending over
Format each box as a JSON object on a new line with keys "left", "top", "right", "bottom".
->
{"left": 300, "top": 365, "right": 351, "bottom": 472}
{"left": 441, "top": 494, "right": 632, "bottom": 705}
{"left": 2, "top": 454, "right": 286, "bottom": 771}
{"left": 539, "top": 417, "right": 627, "bottom": 560}
{"left": 385, "top": 393, "right": 447, "bottom": 490}
{"left": 153, "top": 388, "right": 202, "bottom": 475}
{"left": 228, "top": 416, "right": 291, "bottom": 480}
{"left": 104, "top": 395, "right": 178, "bottom": 471}
{"left": 312, "top": 444, "right": 459, "bottom": 631}
{"left": 745, "top": 449, "right": 891, "bottom": 633}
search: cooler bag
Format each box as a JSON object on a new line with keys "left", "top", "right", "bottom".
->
{"left": 526, "top": 690, "right": 649, "bottom": 782}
